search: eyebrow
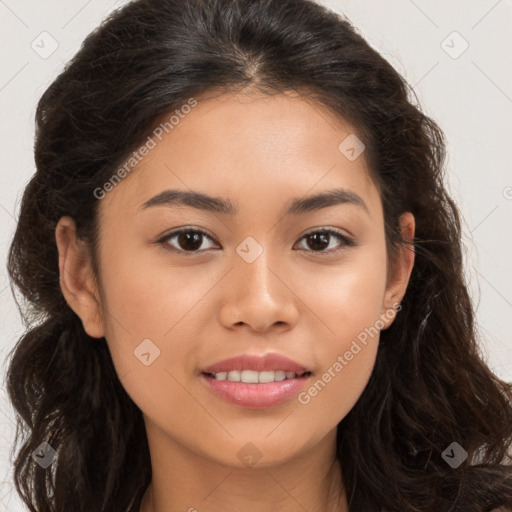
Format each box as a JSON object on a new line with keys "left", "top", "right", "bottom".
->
{"left": 139, "top": 187, "right": 369, "bottom": 216}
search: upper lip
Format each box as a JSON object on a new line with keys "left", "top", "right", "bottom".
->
{"left": 202, "top": 353, "right": 308, "bottom": 374}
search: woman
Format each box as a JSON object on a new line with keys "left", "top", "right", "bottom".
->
{"left": 5, "top": 0, "right": 512, "bottom": 510}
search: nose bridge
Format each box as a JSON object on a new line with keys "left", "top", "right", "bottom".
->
{"left": 218, "top": 235, "right": 298, "bottom": 331}
{"left": 234, "top": 235, "right": 282, "bottom": 301}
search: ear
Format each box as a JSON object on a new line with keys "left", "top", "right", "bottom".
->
{"left": 55, "top": 216, "right": 105, "bottom": 339}
{"left": 380, "top": 212, "right": 415, "bottom": 329}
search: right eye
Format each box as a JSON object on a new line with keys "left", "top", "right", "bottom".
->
{"left": 158, "top": 228, "right": 220, "bottom": 254}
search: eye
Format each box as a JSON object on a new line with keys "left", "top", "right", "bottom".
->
{"left": 294, "top": 228, "right": 354, "bottom": 254}
{"left": 158, "top": 228, "right": 219, "bottom": 253}
{"left": 157, "top": 227, "right": 354, "bottom": 255}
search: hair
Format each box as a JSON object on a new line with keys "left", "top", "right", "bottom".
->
{"left": 4, "top": 0, "right": 512, "bottom": 510}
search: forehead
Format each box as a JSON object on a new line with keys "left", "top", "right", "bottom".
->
{"left": 99, "top": 91, "right": 379, "bottom": 218}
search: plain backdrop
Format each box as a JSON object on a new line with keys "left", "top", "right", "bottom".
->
{"left": 1, "top": 1, "right": 511, "bottom": 510}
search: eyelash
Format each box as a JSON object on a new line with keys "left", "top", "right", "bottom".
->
{"left": 156, "top": 227, "right": 355, "bottom": 256}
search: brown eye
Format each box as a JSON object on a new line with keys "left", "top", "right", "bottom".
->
{"left": 295, "top": 229, "right": 354, "bottom": 254}
{"left": 160, "top": 229, "right": 218, "bottom": 253}
{"left": 305, "top": 232, "right": 330, "bottom": 251}
{"left": 176, "top": 231, "right": 203, "bottom": 251}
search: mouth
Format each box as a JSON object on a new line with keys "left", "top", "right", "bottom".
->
{"left": 202, "top": 369, "right": 311, "bottom": 383}
{"left": 200, "top": 353, "right": 312, "bottom": 409}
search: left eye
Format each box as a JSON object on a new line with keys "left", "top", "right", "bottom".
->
{"left": 158, "top": 228, "right": 353, "bottom": 254}
{"left": 294, "top": 229, "right": 354, "bottom": 254}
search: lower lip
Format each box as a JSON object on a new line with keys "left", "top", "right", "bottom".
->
{"left": 201, "top": 373, "right": 310, "bottom": 409}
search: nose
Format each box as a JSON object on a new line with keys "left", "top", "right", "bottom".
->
{"left": 217, "top": 245, "right": 299, "bottom": 333}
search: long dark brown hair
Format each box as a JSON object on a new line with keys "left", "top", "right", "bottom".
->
{"left": 4, "top": 0, "right": 512, "bottom": 510}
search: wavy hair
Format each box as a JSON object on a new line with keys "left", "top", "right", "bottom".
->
{"left": 5, "top": 0, "right": 512, "bottom": 510}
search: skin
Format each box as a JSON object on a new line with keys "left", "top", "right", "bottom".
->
{"left": 55, "top": 90, "right": 415, "bottom": 512}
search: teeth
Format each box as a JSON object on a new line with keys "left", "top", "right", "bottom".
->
{"left": 270, "top": 370, "right": 286, "bottom": 382}
{"left": 241, "top": 370, "right": 259, "bottom": 383}
{"left": 212, "top": 370, "right": 303, "bottom": 382}
{"left": 227, "top": 370, "right": 240, "bottom": 382}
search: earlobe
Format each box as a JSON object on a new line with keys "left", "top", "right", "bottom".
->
{"left": 55, "top": 216, "right": 105, "bottom": 339}
{"left": 381, "top": 212, "right": 415, "bottom": 329}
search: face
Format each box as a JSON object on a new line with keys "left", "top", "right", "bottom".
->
{"left": 57, "top": 90, "right": 414, "bottom": 468}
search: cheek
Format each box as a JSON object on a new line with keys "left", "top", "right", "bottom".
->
{"left": 294, "top": 242, "right": 389, "bottom": 346}
{"left": 97, "top": 231, "right": 213, "bottom": 340}
{"left": 297, "top": 338, "right": 379, "bottom": 428}
{"left": 96, "top": 245, "right": 210, "bottom": 440}
{"left": 289, "top": 246, "right": 388, "bottom": 425}
{"left": 95, "top": 236, "right": 213, "bottom": 385}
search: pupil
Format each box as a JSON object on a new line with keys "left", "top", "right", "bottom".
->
{"left": 308, "top": 233, "right": 329, "bottom": 251}
{"left": 179, "top": 232, "right": 202, "bottom": 251}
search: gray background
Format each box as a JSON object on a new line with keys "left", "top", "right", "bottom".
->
{"left": 1, "top": 1, "right": 511, "bottom": 510}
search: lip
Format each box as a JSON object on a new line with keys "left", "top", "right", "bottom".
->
{"left": 202, "top": 353, "right": 308, "bottom": 374}
{"left": 201, "top": 353, "right": 311, "bottom": 409}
